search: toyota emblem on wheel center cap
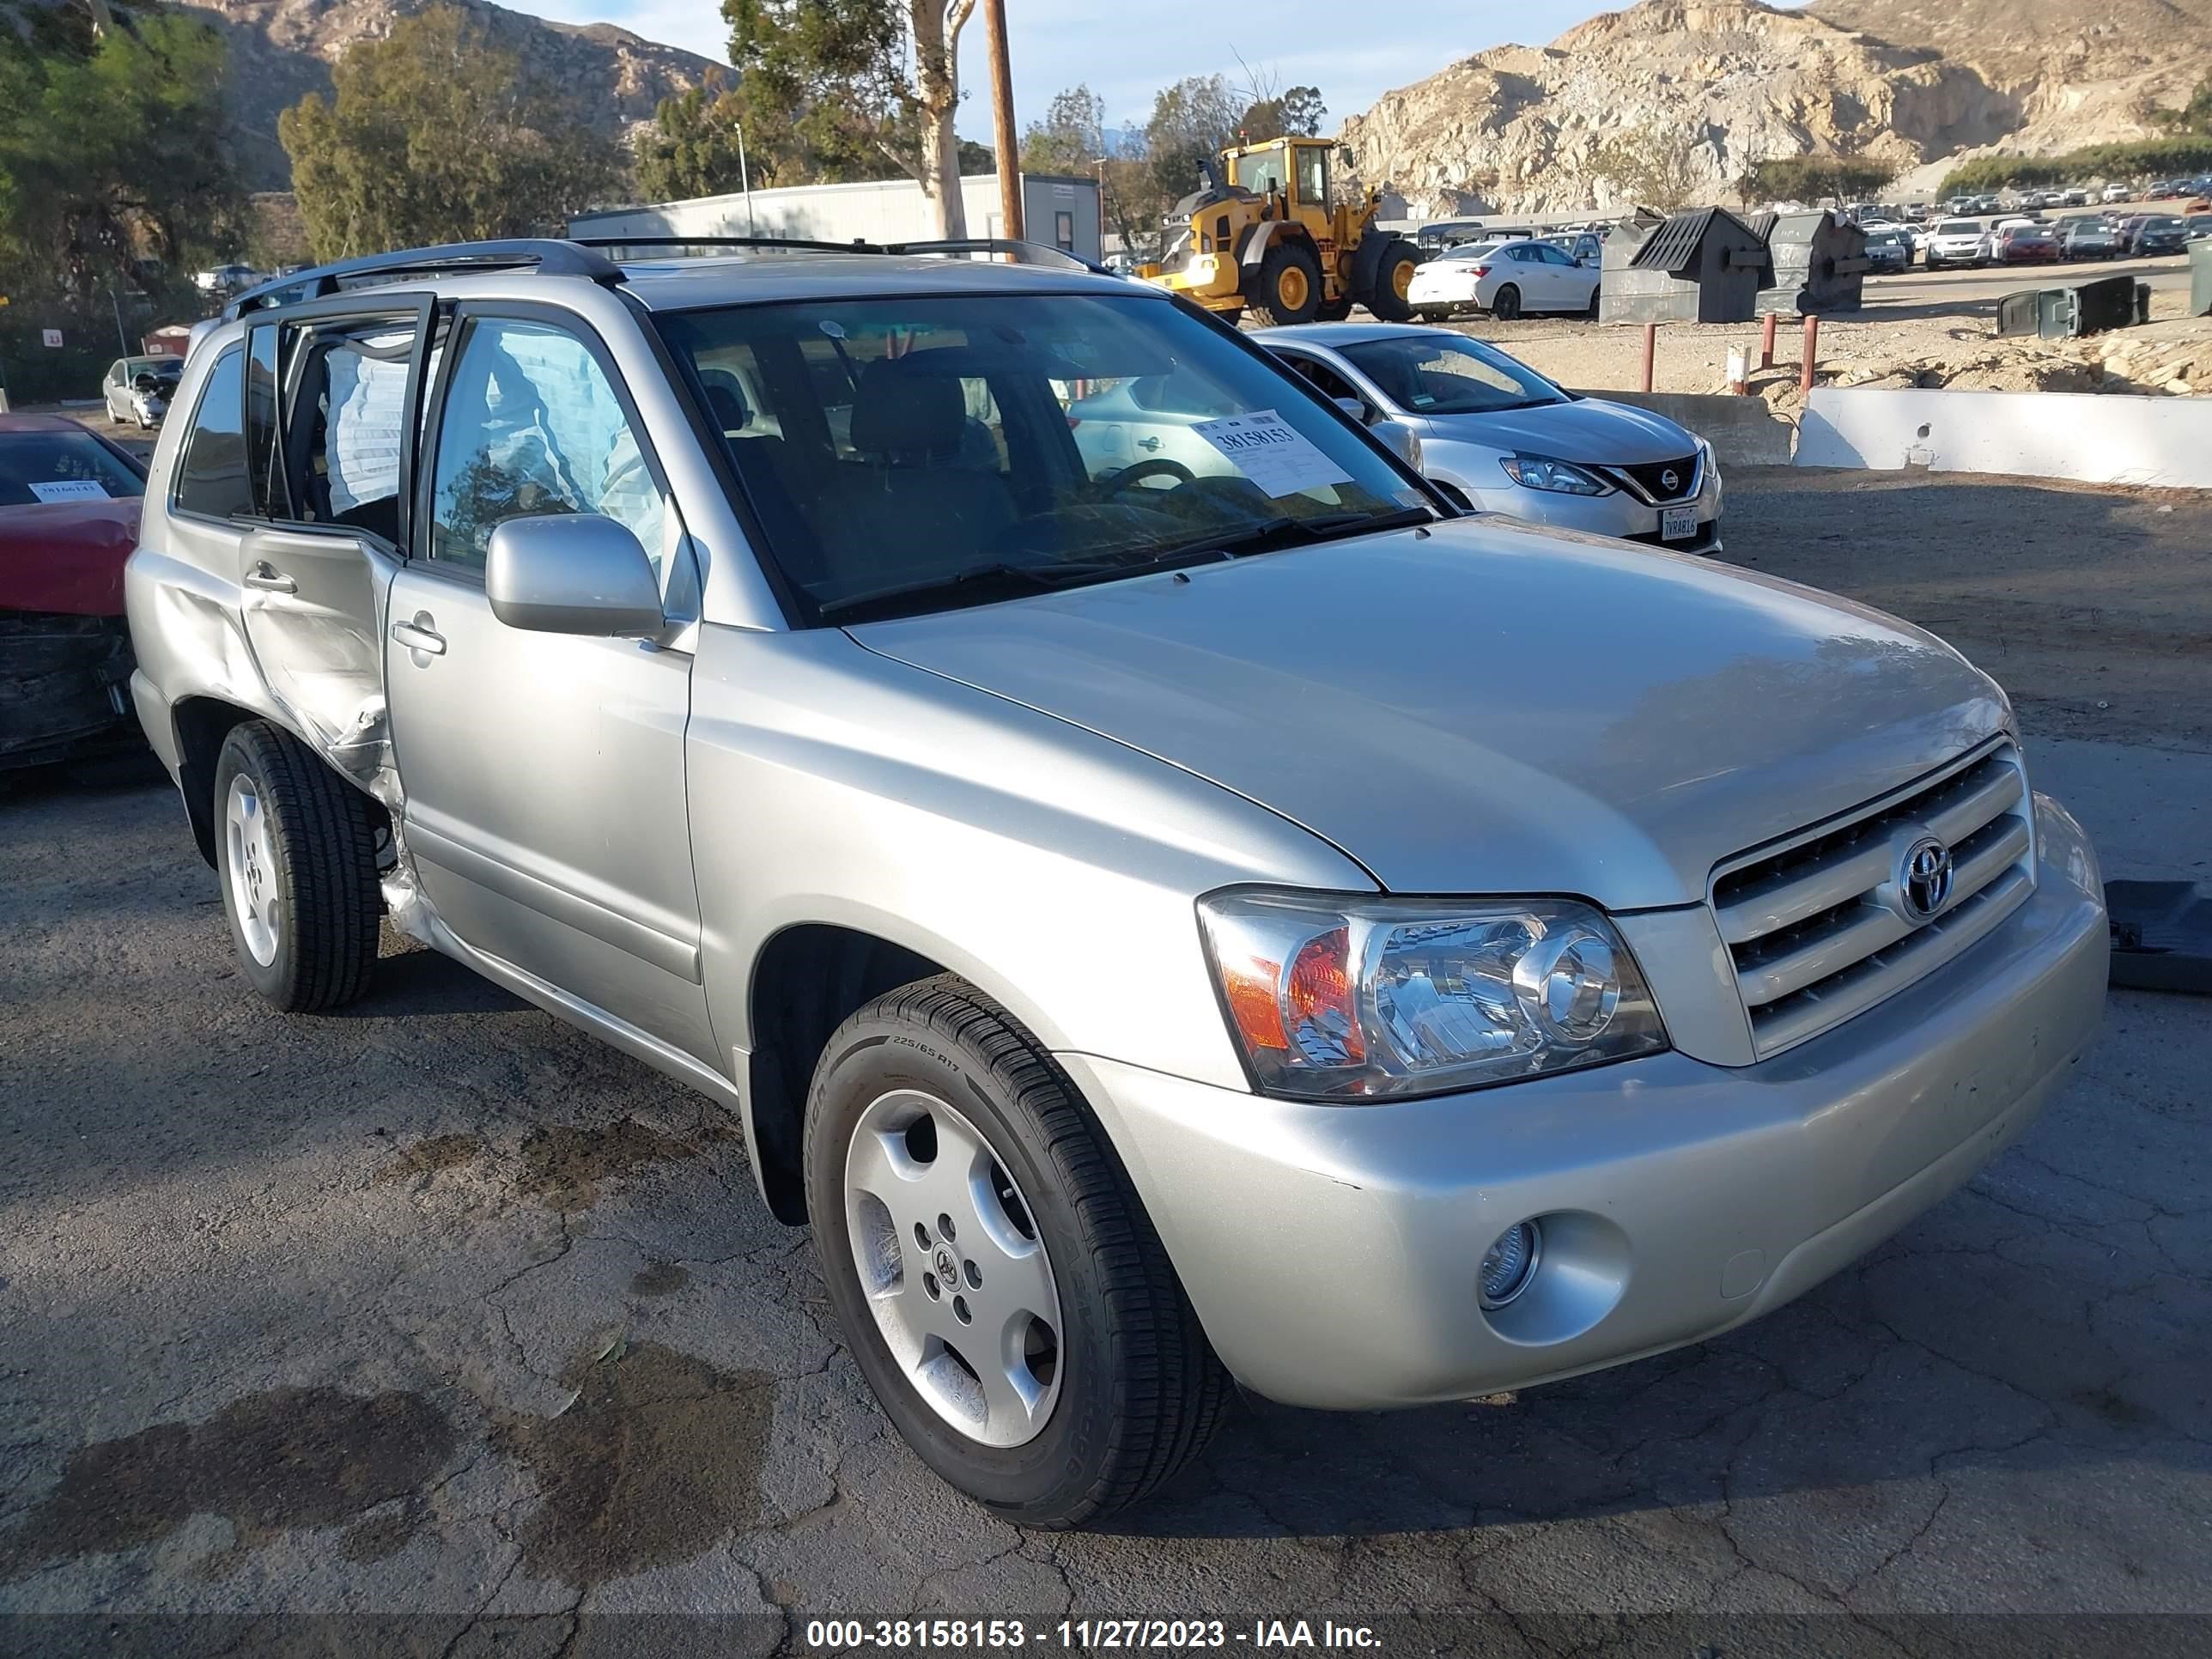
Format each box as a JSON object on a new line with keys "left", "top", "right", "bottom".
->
{"left": 1899, "top": 835, "right": 1954, "bottom": 921}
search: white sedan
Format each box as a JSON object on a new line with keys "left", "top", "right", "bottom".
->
{"left": 1407, "top": 239, "right": 1601, "bottom": 321}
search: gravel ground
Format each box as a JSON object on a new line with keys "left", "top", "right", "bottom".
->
{"left": 3, "top": 475, "right": 2209, "bottom": 1656}
{"left": 1463, "top": 257, "right": 2211, "bottom": 404}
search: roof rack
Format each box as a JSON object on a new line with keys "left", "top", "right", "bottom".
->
{"left": 223, "top": 240, "right": 622, "bottom": 319}
{"left": 570, "top": 233, "right": 1109, "bottom": 275}
{"left": 220, "top": 233, "right": 1114, "bottom": 321}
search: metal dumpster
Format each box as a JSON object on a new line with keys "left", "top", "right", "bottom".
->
{"left": 1996, "top": 273, "right": 2143, "bottom": 340}
{"left": 1599, "top": 207, "right": 1768, "bottom": 325}
{"left": 2192, "top": 237, "right": 2212, "bottom": 318}
{"left": 1756, "top": 210, "right": 1869, "bottom": 315}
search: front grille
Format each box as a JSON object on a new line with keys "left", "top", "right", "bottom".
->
{"left": 1711, "top": 743, "right": 2035, "bottom": 1058}
{"left": 1606, "top": 453, "right": 1701, "bottom": 504}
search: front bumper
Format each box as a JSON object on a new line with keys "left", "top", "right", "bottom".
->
{"left": 1443, "top": 462, "right": 1724, "bottom": 554}
{"left": 1063, "top": 793, "right": 2106, "bottom": 1410}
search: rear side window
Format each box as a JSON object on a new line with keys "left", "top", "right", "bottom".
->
{"left": 173, "top": 346, "right": 252, "bottom": 520}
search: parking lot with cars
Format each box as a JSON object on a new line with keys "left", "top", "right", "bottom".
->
{"left": 6, "top": 416, "right": 2210, "bottom": 1643}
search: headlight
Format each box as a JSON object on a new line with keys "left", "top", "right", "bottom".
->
{"left": 1197, "top": 890, "right": 1668, "bottom": 1101}
{"left": 1499, "top": 454, "right": 1612, "bottom": 495}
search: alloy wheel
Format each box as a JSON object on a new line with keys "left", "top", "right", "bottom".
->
{"left": 843, "top": 1088, "right": 1064, "bottom": 1449}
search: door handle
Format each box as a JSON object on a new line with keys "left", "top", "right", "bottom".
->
{"left": 243, "top": 562, "right": 296, "bottom": 594}
{"left": 390, "top": 615, "right": 447, "bottom": 658}
{"left": 1138, "top": 436, "right": 1163, "bottom": 452}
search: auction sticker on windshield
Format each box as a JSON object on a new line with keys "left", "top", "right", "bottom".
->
{"left": 1193, "top": 410, "right": 1352, "bottom": 498}
{"left": 28, "top": 480, "right": 110, "bottom": 503}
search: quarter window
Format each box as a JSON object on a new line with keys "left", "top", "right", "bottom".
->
{"left": 173, "top": 346, "right": 252, "bottom": 520}
{"left": 428, "top": 318, "right": 665, "bottom": 574}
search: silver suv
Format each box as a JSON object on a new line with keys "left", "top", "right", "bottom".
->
{"left": 127, "top": 238, "right": 2109, "bottom": 1526}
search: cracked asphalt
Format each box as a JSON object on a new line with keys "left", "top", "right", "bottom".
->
{"left": 3, "top": 479, "right": 2210, "bottom": 1656}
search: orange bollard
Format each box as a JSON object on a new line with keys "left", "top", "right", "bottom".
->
{"left": 1800, "top": 314, "right": 1819, "bottom": 393}
{"left": 1641, "top": 323, "right": 1658, "bottom": 393}
{"left": 1760, "top": 311, "right": 1778, "bottom": 371}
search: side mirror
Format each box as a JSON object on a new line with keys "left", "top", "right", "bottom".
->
{"left": 1368, "top": 417, "right": 1423, "bottom": 472}
{"left": 485, "top": 514, "right": 663, "bottom": 637}
{"left": 1332, "top": 396, "right": 1370, "bottom": 422}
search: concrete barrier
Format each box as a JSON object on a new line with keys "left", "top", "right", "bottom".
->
{"left": 1796, "top": 387, "right": 2212, "bottom": 488}
{"left": 1573, "top": 388, "right": 1797, "bottom": 465}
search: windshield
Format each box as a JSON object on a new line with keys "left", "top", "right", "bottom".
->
{"left": 1442, "top": 241, "right": 1504, "bottom": 261}
{"left": 0, "top": 430, "right": 145, "bottom": 506}
{"left": 654, "top": 292, "right": 1431, "bottom": 625}
{"left": 1938, "top": 221, "right": 1981, "bottom": 234}
{"left": 1340, "top": 333, "right": 1565, "bottom": 415}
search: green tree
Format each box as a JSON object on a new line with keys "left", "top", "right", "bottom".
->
{"left": 0, "top": 6, "right": 246, "bottom": 303}
{"left": 1589, "top": 125, "right": 1707, "bottom": 211}
{"left": 1236, "top": 85, "right": 1325, "bottom": 143}
{"left": 1743, "top": 156, "right": 1897, "bottom": 205}
{"left": 278, "top": 4, "right": 622, "bottom": 261}
{"left": 723, "top": 0, "right": 978, "bottom": 236}
{"left": 1022, "top": 84, "right": 1105, "bottom": 175}
{"left": 1146, "top": 74, "right": 1240, "bottom": 204}
{"left": 637, "top": 77, "right": 759, "bottom": 201}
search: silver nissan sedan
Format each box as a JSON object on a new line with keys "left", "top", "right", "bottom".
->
{"left": 127, "top": 240, "right": 2106, "bottom": 1528}
{"left": 1263, "top": 322, "right": 1725, "bottom": 552}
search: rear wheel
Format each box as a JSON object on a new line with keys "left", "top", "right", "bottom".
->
{"left": 1492, "top": 283, "right": 1522, "bottom": 321}
{"left": 805, "top": 975, "right": 1231, "bottom": 1526}
{"left": 1584, "top": 284, "right": 1601, "bottom": 320}
{"left": 1247, "top": 242, "right": 1323, "bottom": 326}
{"left": 1315, "top": 295, "right": 1354, "bottom": 322}
{"left": 213, "top": 721, "right": 381, "bottom": 1012}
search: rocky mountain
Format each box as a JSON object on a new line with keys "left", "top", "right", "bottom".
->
{"left": 175, "top": 0, "right": 728, "bottom": 188}
{"left": 1339, "top": 0, "right": 2210, "bottom": 219}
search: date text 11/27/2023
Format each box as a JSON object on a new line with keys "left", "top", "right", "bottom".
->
{"left": 803, "top": 1620, "right": 1382, "bottom": 1649}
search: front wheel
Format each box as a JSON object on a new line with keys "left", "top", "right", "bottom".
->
{"left": 1247, "top": 242, "right": 1323, "bottom": 326}
{"left": 1491, "top": 283, "right": 1522, "bottom": 321}
{"left": 804, "top": 976, "right": 1231, "bottom": 1527}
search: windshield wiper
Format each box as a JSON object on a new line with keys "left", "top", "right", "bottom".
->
{"left": 1169, "top": 504, "right": 1437, "bottom": 562}
{"left": 817, "top": 558, "right": 1139, "bottom": 624}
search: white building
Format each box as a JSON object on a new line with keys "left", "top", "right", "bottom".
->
{"left": 573, "top": 173, "right": 1104, "bottom": 263}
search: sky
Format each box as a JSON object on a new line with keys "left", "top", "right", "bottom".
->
{"left": 501, "top": 0, "right": 1680, "bottom": 143}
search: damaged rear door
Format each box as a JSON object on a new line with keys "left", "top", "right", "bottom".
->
{"left": 234, "top": 297, "right": 434, "bottom": 789}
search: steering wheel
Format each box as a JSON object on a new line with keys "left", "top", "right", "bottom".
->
{"left": 1101, "top": 458, "right": 1194, "bottom": 496}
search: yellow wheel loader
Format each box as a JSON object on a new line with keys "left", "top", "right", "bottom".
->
{"left": 1138, "top": 137, "right": 1422, "bottom": 327}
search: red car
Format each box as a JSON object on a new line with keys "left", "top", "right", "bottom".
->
{"left": 1993, "top": 223, "right": 2061, "bottom": 264}
{"left": 0, "top": 413, "right": 148, "bottom": 769}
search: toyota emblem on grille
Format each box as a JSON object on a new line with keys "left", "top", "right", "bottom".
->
{"left": 1660, "top": 467, "right": 1681, "bottom": 494}
{"left": 1899, "top": 836, "right": 1954, "bottom": 921}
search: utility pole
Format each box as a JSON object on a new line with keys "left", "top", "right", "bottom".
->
{"left": 981, "top": 0, "right": 1022, "bottom": 241}
{"left": 737, "top": 121, "right": 756, "bottom": 235}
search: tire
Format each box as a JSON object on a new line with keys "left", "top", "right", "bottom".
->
{"left": 1314, "top": 295, "right": 1354, "bottom": 322}
{"left": 1492, "top": 283, "right": 1522, "bottom": 321}
{"left": 1360, "top": 240, "right": 1423, "bottom": 323}
{"left": 804, "top": 975, "right": 1231, "bottom": 1527}
{"left": 1584, "top": 284, "right": 1602, "bottom": 321}
{"left": 213, "top": 720, "right": 381, "bottom": 1012}
{"left": 1246, "top": 241, "right": 1323, "bottom": 326}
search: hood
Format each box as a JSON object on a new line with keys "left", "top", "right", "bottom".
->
{"left": 0, "top": 499, "right": 141, "bottom": 617}
{"left": 852, "top": 520, "right": 2009, "bottom": 908}
{"left": 1414, "top": 397, "right": 1696, "bottom": 465}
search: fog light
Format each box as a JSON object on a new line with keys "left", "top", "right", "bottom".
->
{"left": 1480, "top": 1220, "right": 1541, "bottom": 1310}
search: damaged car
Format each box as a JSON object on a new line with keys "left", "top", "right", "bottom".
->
{"left": 1, "top": 414, "right": 146, "bottom": 769}
{"left": 128, "top": 240, "right": 2107, "bottom": 1528}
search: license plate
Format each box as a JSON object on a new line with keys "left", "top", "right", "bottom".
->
{"left": 1662, "top": 506, "right": 1698, "bottom": 542}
